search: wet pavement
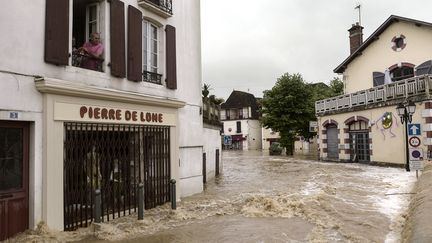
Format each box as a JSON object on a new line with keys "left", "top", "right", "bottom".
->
{"left": 9, "top": 150, "right": 418, "bottom": 242}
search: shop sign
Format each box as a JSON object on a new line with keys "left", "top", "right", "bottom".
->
{"left": 54, "top": 102, "right": 176, "bottom": 126}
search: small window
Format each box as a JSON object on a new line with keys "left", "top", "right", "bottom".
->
{"left": 236, "top": 121, "right": 241, "bottom": 133}
{"left": 143, "top": 20, "right": 161, "bottom": 84}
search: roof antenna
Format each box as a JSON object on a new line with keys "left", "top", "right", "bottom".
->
{"left": 355, "top": 4, "right": 362, "bottom": 26}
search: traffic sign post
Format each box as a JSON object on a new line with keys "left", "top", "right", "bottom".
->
{"left": 407, "top": 123, "right": 423, "bottom": 177}
{"left": 408, "top": 124, "right": 421, "bottom": 136}
{"left": 408, "top": 136, "right": 421, "bottom": 147}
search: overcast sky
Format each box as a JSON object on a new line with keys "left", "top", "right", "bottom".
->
{"left": 200, "top": 0, "right": 432, "bottom": 100}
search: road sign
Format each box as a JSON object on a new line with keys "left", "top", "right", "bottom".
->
{"left": 408, "top": 124, "right": 421, "bottom": 136}
{"left": 408, "top": 136, "right": 421, "bottom": 147}
{"left": 409, "top": 148, "right": 423, "bottom": 161}
{"left": 309, "top": 121, "right": 318, "bottom": 132}
{"left": 223, "top": 135, "right": 232, "bottom": 146}
{"left": 410, "top": 161, "right": 424, "bottom": 171}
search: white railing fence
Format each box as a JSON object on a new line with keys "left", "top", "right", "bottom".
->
{"left": 315, "top": 75, "right": 431, "bottom": 114}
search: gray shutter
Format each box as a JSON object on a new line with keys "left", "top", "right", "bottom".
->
{"left": 110, "top": 0, "right": 126, "bottom": 77}
{"left": 44, "top": 0, "right": 69, "bottom": 65}
{"left": 165, "top": 25, "right": 177, "bottom": 89}
{"left": 127, "top": 6, "right": 142, "bottom": 82}
{"left": 372, "top": 72, "right": 385, "bottom": 86}
{"left": 415, "top": 60, "right": 432, "bottom": 76}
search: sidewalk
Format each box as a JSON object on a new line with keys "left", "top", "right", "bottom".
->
{"left": 402, "top": 162, "right": 432, "bottom": 243}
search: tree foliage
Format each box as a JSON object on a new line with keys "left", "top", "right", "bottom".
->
{"left": 261, "top": 74, "right": 343, "bottom": 152}
{"left": 260, "top": 73, "right": 315, "bottom": 149}
{"left": 329, "top": 77, "right": 343, "bottom": 96}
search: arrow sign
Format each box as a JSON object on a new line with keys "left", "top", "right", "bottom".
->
{"left": 408, "top": 124, "right": 421, "bottom": 136}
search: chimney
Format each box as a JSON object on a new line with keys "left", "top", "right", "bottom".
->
{"left": 348, "top": 22, "right": 363, "bottom": 54}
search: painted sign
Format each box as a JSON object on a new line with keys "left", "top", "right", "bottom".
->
{"left": 54, "top": 102, "right": 176, "bottom": 126}
{"left": 408, "top": 124, "right": 421, "bottom": 136}
{"left": 408, "top": 136, "right": 421, "bottom": 147}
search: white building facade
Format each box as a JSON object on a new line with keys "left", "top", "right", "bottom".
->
{"left": 316, "top": 15, "right": 432, "bottom": 167}
{"left": 0, "top": 0, "right": 206, "bottom": 238}
{"left": 221, "top": 91, "right": 262, "bottom": 150}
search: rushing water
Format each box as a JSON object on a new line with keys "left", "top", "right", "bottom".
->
{"left": 10, "top": 150, "right": 416, "bottom": 243}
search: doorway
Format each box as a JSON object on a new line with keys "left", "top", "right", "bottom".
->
{"left": 0, "top": 121, "right": 29, "bottom": 241}
{"left": 326, "top": 125, "right": 339, "bottom": 160}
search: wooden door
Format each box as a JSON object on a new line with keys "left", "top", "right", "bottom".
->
{"left": 0, "top": 121, "right": 29, "bottom": 241}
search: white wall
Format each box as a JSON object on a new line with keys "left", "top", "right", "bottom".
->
{"left": 203, "top": 127, "right": 222, "bottom": 181}
{"left": 261, "top": 127, "right": 280, "bottom": 150}
{"left": 247, "top": 120, "right": 262, "bottom": 150}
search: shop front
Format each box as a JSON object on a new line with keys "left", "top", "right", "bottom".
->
{"left": 36, "top": 78, "right": 184, "bottom": 230}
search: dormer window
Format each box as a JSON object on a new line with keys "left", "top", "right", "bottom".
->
{"left": 390, "top": 65, "right": 414, "bottom": 82}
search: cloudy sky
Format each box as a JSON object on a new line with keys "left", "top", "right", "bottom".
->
{"left": 200, "top": 0, "right": 432, "bottom": 100}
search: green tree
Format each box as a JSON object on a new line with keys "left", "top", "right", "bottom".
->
{"left": 329, "top": 77, "right": 343, "bottom": 96}
{"left": 260, "top": 73, "right": 315, "bottom": 154}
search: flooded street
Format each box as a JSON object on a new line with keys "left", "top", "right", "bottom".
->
{"left": 86, "top": 150, "right": 416, "bottom": 243}
{"left": 11, "top": 150, "right": 417, "bottom": 243}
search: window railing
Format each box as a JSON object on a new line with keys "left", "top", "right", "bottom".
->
{"left": 72, "top": 51, "right": 104, "bottom": 72}
{"left": 315, "top": 75, "right": 432, "bottom": 115}
{"left": 142, "top": 0, "right": 172, "bottom": 15}
{"left": 143, "top": 71, "right": 162, "bottom": 84}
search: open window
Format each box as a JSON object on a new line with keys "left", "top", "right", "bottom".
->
{"left": 72, "top": 0, "right": 105, "bottom": 72}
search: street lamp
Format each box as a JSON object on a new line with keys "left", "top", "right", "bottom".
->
{"left": 396, "top": 100, "right": 416, "bottom": 171}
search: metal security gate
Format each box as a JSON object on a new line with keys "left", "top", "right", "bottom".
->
{"left": 63, "top": 123, "right": 170, "bottom": 231}
{"left": 326, "top": 125, "right": 339, "bottom": 159}
{"left": 350, "top": 132, "right": 370, "bottom": 162}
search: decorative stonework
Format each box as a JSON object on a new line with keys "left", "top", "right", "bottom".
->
{"left": 423, "top": 101, "right": 432, "bottom": 154}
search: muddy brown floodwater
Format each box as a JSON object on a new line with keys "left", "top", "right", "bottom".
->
{"left": 10, "top": 150, "right": 416, "bottom": 243}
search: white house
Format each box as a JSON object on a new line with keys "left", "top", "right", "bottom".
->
{"left": 221, "top": 90, "right": 262, "bottom": 150}
{"left": 0, "top": 0, "right": 210, "bottom": 239}
{"left": 316, "top": 15, "right": 432, "bottom": 168}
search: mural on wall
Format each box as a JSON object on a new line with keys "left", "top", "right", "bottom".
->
{"left": 372, "top": 111, "right": 399, "bottom": 139}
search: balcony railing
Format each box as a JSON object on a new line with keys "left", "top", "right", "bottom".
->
{"left": 72, "top": 51, "right": 104, "bottom": 72}
{"left": 203, "top": 98, "right": 222, "bottom": 127}
{"left": 138, "top": 0, "right": 172, "bottom": 17}
{"left": 315, "top": 75, "right": 432, "bottom": 115}
{"left": 142, "top": 71, "right": 162, "bottom": 84}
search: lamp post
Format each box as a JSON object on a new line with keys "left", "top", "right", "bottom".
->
{"left": 396, "top": 100, "right": 416, "bottom": 172}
